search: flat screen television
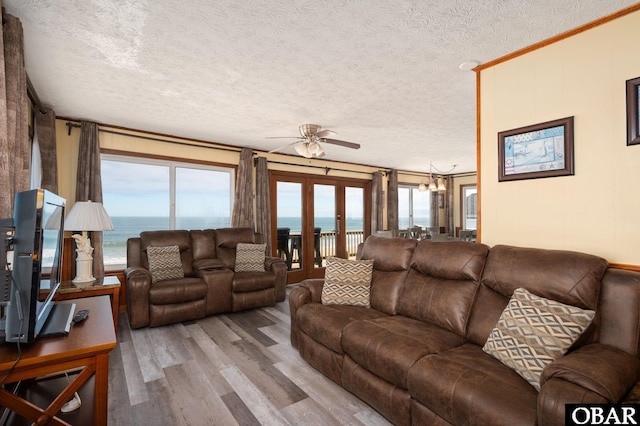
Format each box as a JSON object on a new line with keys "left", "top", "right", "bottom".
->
{"left": 0, "top": 189, "right": 65, "bottom": 343}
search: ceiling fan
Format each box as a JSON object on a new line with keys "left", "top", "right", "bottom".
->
{"left": 267, "top": 124, "right": 360, "bottom": 158}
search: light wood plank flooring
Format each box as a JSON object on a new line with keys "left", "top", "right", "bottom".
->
{"left": 107, "top": 292, "right": 391, "bottom": 426}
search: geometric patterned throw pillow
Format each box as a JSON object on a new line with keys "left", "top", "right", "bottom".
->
{"left": 482, "top": 287, "right": 595, "bottom": 391}
{"left": 146, "top": 245, "right": 185, "bottom": 283}
{"left": 234, "top": 243, "right": 266, "bottom": 272}
{"left": 321, "top": 257, "right": 374, "bottom": 307}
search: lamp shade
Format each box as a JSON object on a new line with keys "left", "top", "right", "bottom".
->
{"left": 65, "top": 201, "right": 114, "bottom": 231}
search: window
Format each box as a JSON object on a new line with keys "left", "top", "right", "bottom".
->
{"left": 100, "top": 155, "right": 234, "bottom": 268}
{"left": 398, "top": 185, "right": 432, "bottom": 230}
{"left": 460, "top": 184, "right": 477, "bottom": 230}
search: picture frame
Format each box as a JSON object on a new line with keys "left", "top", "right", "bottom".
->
{"left": 627, "top": 76, "right": 640, "bottom": 146}
{"left": 498, "top": 116, "right": 574, "bottom": 182}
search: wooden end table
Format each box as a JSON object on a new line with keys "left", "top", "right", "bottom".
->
{"left": 0, "top": 296, "right": 116, "bottom": 425}
{"left": 41, "top": 276, "right": 121, "bottom": 330}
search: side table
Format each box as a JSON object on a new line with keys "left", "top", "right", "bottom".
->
{"left": 0, "top": 296, "right": 116, "bottom": 425}
{"left": 40, "top": 276, "right": 121, "bottom": 330}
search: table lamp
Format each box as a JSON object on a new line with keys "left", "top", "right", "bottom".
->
{"left": 64, "top": 200, "right": 114, "bottom": 286}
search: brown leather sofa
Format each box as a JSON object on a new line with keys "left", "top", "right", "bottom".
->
{"left": 289, "top": 236, "right": 640, "bottom": 426}
{"left": 126, "top": 227, "right": 287, "bottom": 328}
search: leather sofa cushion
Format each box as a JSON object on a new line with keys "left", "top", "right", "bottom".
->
{"left": 396, "top": 272, "right": 479, "bottom": 337}
{"left": 359, "top": 236, "right": 417, "bottom": 315}
{"left": 394, "top": 241, "right": 488, "bottom": 336}
{"left": 296, "top": 304, "right": 387, "bottom": 354}
{"left": 232, "top": 271, "right": 275, "bottom": 293}
{"left": 342, "top": 316, "right": 466, "bottom": 389}
{"left": 190, "top": 229, "right": 217, "bottom": 260}
{"left": 410, "top": 240, "right": 489, "bottom": 281}
{"left": 215, "top": 227, "right": 255, "bottom": 268}
{"left": 149, "top": 277, "right": 207, "bottom": 304}
{"left": 141, "top": 230, "right": 194, "bottom": 276}
{"left": 360, "top": 236, "right": 417, "bottom": 272}
{"left": 599, "top": 269, "right": 640, "bottom": 357}
{"left": 481, "top": 245, "right": 607, "bottom": 310}
{"left": 149, "top": 299, "right": 206, "bottom": 328}
{"left": 193, "top": 258, "right": 226, "bottom": 272}
{"left": 408, "top": 343, "right": 538, "bottom": 426}
{"left": 369, "top": 270, "right": 411, "bottom": 315}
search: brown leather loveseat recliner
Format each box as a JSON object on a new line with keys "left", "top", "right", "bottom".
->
{"left": 289, "top": 235, "right": 640, "bottom": 426}
{"left": 125, "top": 227, "right": 287, "bottom": 328}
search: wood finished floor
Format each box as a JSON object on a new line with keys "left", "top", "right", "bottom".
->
{"left": 107, "top": 291, "right": 391, "bottom": 426}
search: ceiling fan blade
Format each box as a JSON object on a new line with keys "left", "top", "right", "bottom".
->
{"left": 322, "top": 138, "right": 361, "bottom": 150}
{"left": 268, "top": 140, "right": 300, "bottom": 153}
{"left": 265, "top": 136, "right": 299, "bottom": 139}
{"left": 315, "top": 129, "right": 336, "bottom": 139}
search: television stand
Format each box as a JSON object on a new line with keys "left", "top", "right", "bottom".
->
{"left": 0, "top": 296, "right": 115, "bottom": 425}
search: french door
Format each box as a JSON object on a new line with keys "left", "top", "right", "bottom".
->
{"left": 270, "top": 171, "right": 371, "bottom": 283}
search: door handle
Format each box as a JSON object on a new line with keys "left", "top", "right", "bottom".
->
{"left": 336, "top": 215, "right": 341, "bottom": 236}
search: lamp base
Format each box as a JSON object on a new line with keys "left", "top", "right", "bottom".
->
{"left": 73, "top": 258, "right": 96, "bottom": 288}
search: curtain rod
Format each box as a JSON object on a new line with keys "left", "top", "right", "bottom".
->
{"left": 264, "top": 159, "right": 386, "bottom": 176}
{"left": 65, "top": 122, "right": 243, "bottom": 154}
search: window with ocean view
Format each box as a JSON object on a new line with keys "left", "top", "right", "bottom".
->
{"left": 101, "top": 155, "right": 234, "bottom": 268}
{"left": 398, "top": 185, "right": 431, "bottom": 230}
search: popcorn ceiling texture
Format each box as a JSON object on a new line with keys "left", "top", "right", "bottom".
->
{"left": 5, "top": 1, "right": 637, "bottom": 173}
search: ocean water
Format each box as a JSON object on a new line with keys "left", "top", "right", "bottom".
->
{"left": 103, "top": 216, "right": 364, "bottom": 266}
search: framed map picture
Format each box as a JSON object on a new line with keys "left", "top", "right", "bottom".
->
{"left": 627, "top": 77, "right": 640, "bottom": 146}
{"left": 498, "top": 117, "right": 574, "bottom": 182}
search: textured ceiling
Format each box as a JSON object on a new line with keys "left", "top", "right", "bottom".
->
{"left": 4, "top": 1, "right": 638, "bottom": 173}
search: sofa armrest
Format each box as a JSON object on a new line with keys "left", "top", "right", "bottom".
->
{"left": 265, "top": 256, "right": 287, "bottom": 302}
{"left": 193, "top": 258, "right": 226, "bottom": 272}
{"left": 537, "top": 344, "right": 640, "bottom": 426}
{"left": 300, "top": 278, "right": 325, "bottom": 303}
{"left": 288, "top": 279, "right": 324, "bottom": 348}
{"left": 541, "top": 343, "right": 640, "bottom": 402}
{"left": 124, "top": 266, "right": 152, "bottom": 329}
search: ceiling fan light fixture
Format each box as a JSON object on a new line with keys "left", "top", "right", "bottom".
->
{"left": 307, "top": 140, "right": 321, "bottom": 154}
{"left": 295, "top": 143, "right": 312, "bottom": 158}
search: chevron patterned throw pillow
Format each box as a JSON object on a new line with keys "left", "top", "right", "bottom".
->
{"left": 235, "top": 243, "right": 266, "bottom": 272}
{"left": 482, "top": 287, "right": 595, "bottom": 391}
{"left": 321, "top": 257, "right": 374, "bottom": 307}
{"left": 146, "top": 245, "right": 185, "bottom": 283}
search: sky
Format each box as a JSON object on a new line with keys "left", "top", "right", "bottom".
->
{"left": 101, "top": 159, "right": 232, "bottom": 217}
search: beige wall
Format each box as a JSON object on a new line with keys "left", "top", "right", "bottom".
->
{"left": 479, "top": 10, "right": 640, "bottom": 265}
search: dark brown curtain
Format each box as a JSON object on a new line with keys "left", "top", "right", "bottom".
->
{"left": 255, "top": 157, "right": 271, "bottom": 253}
{"left": 0, "top": 11, "right": 29, "bottom": 218}
{"left": 386, "top": 169, "right": 398, "bottom": 235}
{"left": 36, "top": 107, "right": 57, "bottom": 193}
{"left": 76, "top": 121, "right": 105, "bottom": 279}
{"left": 371, "top": 171, "right": 384, "bottom": 233}
{"left": 430, "top": 190, "right": 438, "bottom": 230}
{"left": 445, "top": 176, "right": 454, "bottom": 236}
{"left": 231, "top": 148, "right": 254, "bottom": 229}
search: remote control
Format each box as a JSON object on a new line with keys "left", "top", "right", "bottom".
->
{"left": 73, "top": 309, "right": 89, "bottom": 323}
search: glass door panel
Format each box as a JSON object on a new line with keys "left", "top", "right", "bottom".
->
{"left": 345, "top": 187, "right": 364, "bottom": 259}
{"left": 412, "top": 187, "right": 432, "bottom": 232}
{"left": 313, "top": 184, "right": 336, "bottom": 269}
{"left": 276, "top": 181, "right": 303, "bottom": 271}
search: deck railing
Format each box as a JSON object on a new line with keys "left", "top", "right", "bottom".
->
{"left": 317, "top": 230, "right": 364, "bottom": 260}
